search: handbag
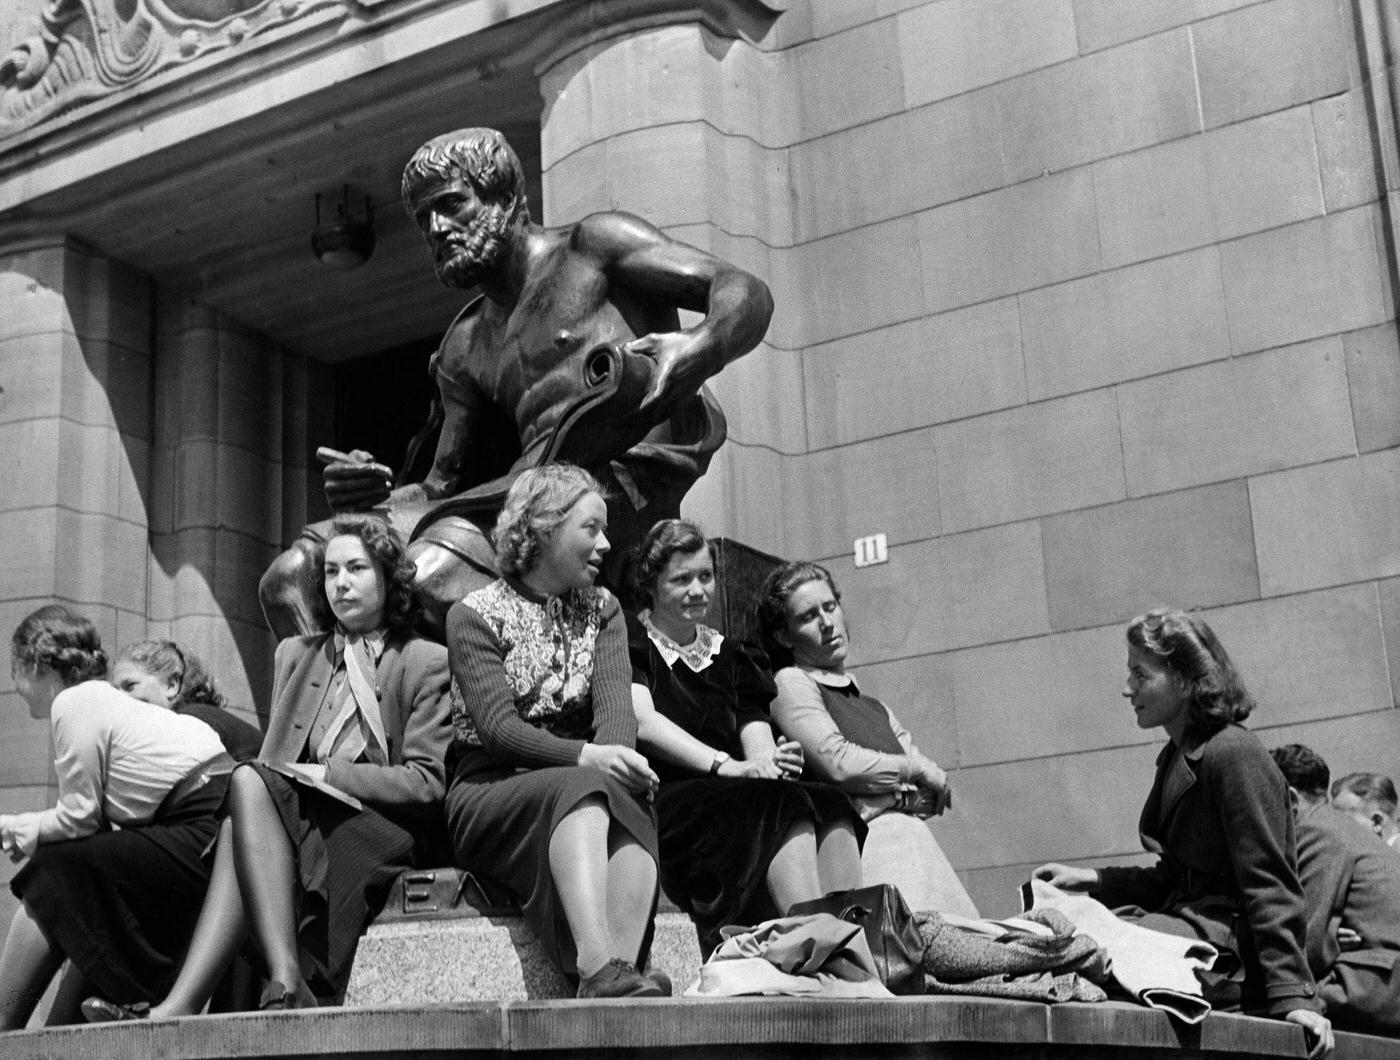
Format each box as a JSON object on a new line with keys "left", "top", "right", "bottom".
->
{"left": 788, "top": 884, "right": 927, "bottom": 995}
{"left": 376, "top": 867, "right": 518, "bottom": 923}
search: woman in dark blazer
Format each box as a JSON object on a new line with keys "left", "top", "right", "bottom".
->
{"left": 84, "top": 514, "right": 452, "bottom": 1020}
{"left": 1035, "top": 609, "right": 1332, "bottom": 1057}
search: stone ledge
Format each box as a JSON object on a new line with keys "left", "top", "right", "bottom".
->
{"left": 0, "top": 999, "right": 1394, "bottom": 1060}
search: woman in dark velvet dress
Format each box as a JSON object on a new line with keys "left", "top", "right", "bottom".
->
{"left": 628, "top": 520, "right": 862, "bottom": 955}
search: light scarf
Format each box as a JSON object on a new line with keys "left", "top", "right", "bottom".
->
{"left": 315, "top": 628, "right": 389, "bottom": 765}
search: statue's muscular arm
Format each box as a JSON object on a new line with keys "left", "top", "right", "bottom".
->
{"left": 573, "top": 212, "right": 774, "bottom": 412}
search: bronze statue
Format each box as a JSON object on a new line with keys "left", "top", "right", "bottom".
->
{"left": 260, "top": 127, "right": 774, "bottom": 638}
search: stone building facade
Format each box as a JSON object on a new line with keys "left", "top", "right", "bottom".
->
{"left": 2, "top": 0, "right": 1398, "bottom": 916}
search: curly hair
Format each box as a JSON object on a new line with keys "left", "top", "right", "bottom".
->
{"left": 400, "top": 127, "right": 531, "bottom": 224}
{"left": 11, "top": 604, "right": 107, "bottom": 686}
{"left": 308, "top": 514, "right": 422, "bottom": 636}
{"left": 631, "top": 519, "right": 715, "bottom": 610}
{"left": 1125, "top": 608, "right": 1254, "bottom": 737}
{"left": 1270, "top": 743, "right": 1330, "bottom": 801}
{"left": 493, "top": 464, "right": 606, "bottom": 578}
{"left": 754, "top": 560, "right": 841, "bottom": 669}
{"left": 115, "top": 640, "right": 226, "bottom": 708}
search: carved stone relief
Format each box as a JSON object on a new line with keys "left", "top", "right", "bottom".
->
{"left": 0, "top": 0, "right": 344, "bottom": 139}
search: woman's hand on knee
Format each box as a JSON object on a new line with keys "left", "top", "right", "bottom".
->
{"left": 1031, "top": 862, "right": 1100, "bottom": 892}
{"left": 1285, "top": 1009, "right": 1333, "bottom": 1059}
{"left": 580, "top": 744, "right": 659, "bottom": 797}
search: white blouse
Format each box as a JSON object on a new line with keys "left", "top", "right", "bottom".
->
{"left": 8, "top": 680, "right": 229, "bottom": 855}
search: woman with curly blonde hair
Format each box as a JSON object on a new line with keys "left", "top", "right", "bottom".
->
{"left": 444, "top": 464, "right": 668, "bottom": 999}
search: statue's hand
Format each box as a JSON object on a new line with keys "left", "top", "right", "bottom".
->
{"left": 627, "top": 331, "right": 712, "bottom": 412}
{"left": 319, "top": 447, "right": 393, "bottom": 513}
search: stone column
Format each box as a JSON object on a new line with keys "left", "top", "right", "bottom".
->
{"left": 148, "top": 292, "right": 333, "bottom": 725}
{"left": 0, "top": 235, "right": 155, "bottom": 910}
{"left": 535, "top": 14, "right": 798, "bottom": 546}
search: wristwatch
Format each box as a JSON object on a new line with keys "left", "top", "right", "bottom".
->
{"left": 709, "top": 751, "right": 731, "bottom": 775}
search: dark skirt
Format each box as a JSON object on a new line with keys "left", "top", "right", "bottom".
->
{"left": 12, "top": 775, "right": 227, "bottom": 1005}
{"left": 656, "top": 777, "right": 861, "bottom": 956}
{"left": 245, "top": 762, "right": 415, "bottom": 1003}
{"left": 445, "top": 763, "right": 659, "bottom": 976}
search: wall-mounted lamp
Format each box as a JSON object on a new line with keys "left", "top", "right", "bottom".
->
{"left": 312, "top": 186, "right": 375, "bottom": 269}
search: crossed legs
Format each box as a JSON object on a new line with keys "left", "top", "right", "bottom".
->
{"left": 152, "top": 765, "right": 305, "bottom": 1016}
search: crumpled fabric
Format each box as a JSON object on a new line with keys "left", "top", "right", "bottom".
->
{"left": 1028, "top": 878, "right": 1218, "bottom": 1024}
{"left": 685, "top": 912, "right": 895, "bottom": 998}
{"left": 925, "top": 970, "right": 1108, "bottom": 1003}
{"left": 917, "top": 907, "right": 1112, "bottom": 981}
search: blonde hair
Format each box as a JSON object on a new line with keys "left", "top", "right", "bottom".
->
{"left": 493, "top": 464, "right": 605, "bottom": 578}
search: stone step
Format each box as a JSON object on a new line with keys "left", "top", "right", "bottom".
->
{"left": 344, "top": 909, "right": 703, "bottom": 1004}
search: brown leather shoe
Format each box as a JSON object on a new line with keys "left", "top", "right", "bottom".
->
{"left": 640, "top": 967, "right": 673, "bottom": 996}
{"left": 576, "top": 959, "right": 664, "bottom": 999}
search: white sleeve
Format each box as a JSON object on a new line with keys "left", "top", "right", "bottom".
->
{"left": 35, "top": 695, "right": 108, "bottom": 845}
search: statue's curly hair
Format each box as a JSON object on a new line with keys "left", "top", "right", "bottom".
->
{"left": 400, "top": 127, "right": 530, "bottom": 224}
{"left": 115, "top": 640, "right": 226, "bottom": 708}
{"left": 11, "top": 604, "right": 107, "bottom": 685}
{"left": 493, "top": 464, "right": 606, "bottom": 579}
{"left": 1126, "top": 608, "right": 1254, "bottom": 737}
{"left": 308, "top": 514, "right": 422, "bottom": 637}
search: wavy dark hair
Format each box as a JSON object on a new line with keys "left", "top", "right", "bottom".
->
{"left": 632, "top": 519, "right": 715, "bottom": 611}
{"left": 11, "top": 604, "right": 107, "bottom": 686}
{"left": 754, "top": 560, "right": 841, "bottom": 670}
{"left": 1125, "top": 608, "right": 1253, "bottom": 737}
{"left": 493, "top": 464, "right": 606, "bottom": 579}
{"left": 308, "top": 514, "right": 421, "bottom": 636}
{"left": 115, "top": 640, "right": 226, "bottom": 708}
{"left": 1270, "top": 743, "right": 1330, "bottom": 801}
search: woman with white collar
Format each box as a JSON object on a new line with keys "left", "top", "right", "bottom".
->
{"left": 758, "top": 560, "right": 977, "bottom": 917}
{"left": 629, "top": 521, "right": 862, "bottom": 956}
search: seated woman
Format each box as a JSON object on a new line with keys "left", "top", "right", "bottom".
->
{"left": 628, "top": 520, "right": 863, "bottom": 955}
{"left": 0, "top": 605, "right": 233, "bottom": 1028}
{"left": 84, "top": 513, "right": 452, "bottom": 1020}
{"left": 111, "top": 640, "right": 263, "bottom": 761}
{"left": 444, "top": 464, "right": 667, "bottom": 999}
{"left": 757, "top": 561, "right": 978, "bottom": 917}
{"left": 1033, "top": 609, "right": 1332, "bottom": 1057}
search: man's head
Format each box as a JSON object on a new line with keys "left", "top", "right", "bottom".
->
{"left": 401, "top": 128, "right": 530, "bottom": 288}
{"left": 1332, "top": 771, "right": 1400, "bottom": 843}
{"left": 1270, "top": 743, "right": 1330, "bottom": 811}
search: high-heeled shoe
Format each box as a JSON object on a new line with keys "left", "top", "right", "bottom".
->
{"left": 81, "top": 997, "right": 150, "bottom": 1023}
{"left": 258, "top": 979, "right": 317, "bottom": 1011}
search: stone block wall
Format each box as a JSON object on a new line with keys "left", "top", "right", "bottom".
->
{"left": 0, "top": 238, "right": 329, "bottom": 926}
{"left": 539, "top": 0, "right": 1400, "bottom": 914}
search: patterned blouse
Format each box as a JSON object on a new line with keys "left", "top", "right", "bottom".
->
{"left": 445, "top": 577, "right": 636, "bottom": 771}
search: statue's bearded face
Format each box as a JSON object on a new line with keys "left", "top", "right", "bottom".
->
{"left": 409, "top": 175, "right": 513, "bottom": 289}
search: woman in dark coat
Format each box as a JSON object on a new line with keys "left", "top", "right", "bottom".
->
{"left": 1035, "top": 608, "right": 1332, "bottom": 1057}
{"left": 628, "top": 519, "right": 862, "bottom": 955}
{"left": 84, "top": 514, "right": 451, "bottom": 1019}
